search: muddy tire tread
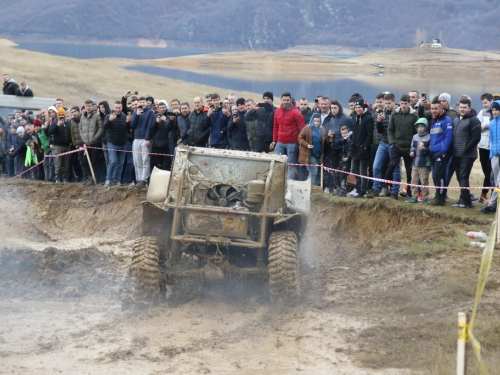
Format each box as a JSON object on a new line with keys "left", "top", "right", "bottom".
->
{"left": 268, "top": 231, "right": 300, "bottom": 300}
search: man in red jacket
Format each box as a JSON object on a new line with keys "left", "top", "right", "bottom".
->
{"left": 271, "top": 92, "right": 305, "bottom": 179}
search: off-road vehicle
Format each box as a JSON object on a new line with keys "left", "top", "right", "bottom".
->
{"left": 130, "top": 145, "right": 309, "bottom": 302}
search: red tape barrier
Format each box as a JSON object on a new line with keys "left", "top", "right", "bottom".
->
{"left": 13, "top": 147, "right": 498, "bottom": 190}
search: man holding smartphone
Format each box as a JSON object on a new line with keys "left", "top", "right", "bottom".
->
{"left": 245, "top": 91, "right": 276, "bottom": 152}
{"left": 130, "top": 97, "right": 155, "bottom": 188}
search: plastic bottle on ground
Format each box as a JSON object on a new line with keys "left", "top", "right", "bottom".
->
{"left": 470, "top": 242, "right": 486, "bottom": 248}
{"left": 466, "top": 231, "right": 487, "bottom": 240}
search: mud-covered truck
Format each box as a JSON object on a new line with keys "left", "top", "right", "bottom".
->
{"left": 131, "top": 145, "right": 309, "bottom": 302}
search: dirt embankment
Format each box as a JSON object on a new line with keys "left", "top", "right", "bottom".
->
{"left": 0, "top": 180, "right": 499, "bottom": 374}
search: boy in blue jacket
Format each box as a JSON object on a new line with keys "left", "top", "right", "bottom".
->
{"left": 406, "top": 118, "right": 431, "bottom": 204}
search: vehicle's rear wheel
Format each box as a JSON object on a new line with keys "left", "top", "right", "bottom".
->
{"left": 268, "top": 231, "right": 300, "bottom": 301}
{"left": 131, "top": 236, "right": 162, "bottom": 303}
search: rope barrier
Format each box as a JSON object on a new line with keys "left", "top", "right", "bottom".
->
{"left": 10, "top": 147, "right": 499, "bottom": 190}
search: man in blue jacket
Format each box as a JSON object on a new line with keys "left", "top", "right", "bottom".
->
{"left": 428, "top": 100, "right": 454, "bottom": 206}
{"left": 130, "top": 97, "right": 155, "bottom": 188}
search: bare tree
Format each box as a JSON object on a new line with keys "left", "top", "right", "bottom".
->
{"left": 413, "top": 27, "right": 422, "bottom": 47}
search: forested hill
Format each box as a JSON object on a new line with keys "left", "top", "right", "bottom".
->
{"left": 1, "top": 0, "right": 498, "bottom": 51}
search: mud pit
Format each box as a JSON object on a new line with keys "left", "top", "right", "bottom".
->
{"left": 1, "top": 180, "right": 499, "bottom": 374}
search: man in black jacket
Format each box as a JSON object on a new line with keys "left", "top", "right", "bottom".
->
{"left": 15, "top": 81, "right": 34, "bottom": 97}
{"left": 2, "top": 74, "right": 19, "bottom": 95}
{"left": 150, "top": 101, "right": 174, "bottom": 171}
{"left": 49, "top": 107, "right": 72, "bottom": 183}
{"left": 452, "top": 97, "right": 481, "bottom": 208}
{"left": 350, "top": 99, "right": 373, "bottom": 198}
{"left": 228, "top": 98, "right": 250, "bottom": 151}
{"left": 103, "top": 101, "right": 131, "bottom": 187}
{"left": 245, "top": 91, "right": 276, "bottom": 153}
{"left": 188, "top": 97, "right": 209, "bottom": 147}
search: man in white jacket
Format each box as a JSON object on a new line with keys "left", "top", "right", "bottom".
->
{"left": 477, "top": 93, "right": 494, "bottom": 203}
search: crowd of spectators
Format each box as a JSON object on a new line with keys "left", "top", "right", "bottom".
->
{"left": 1, "top": 74, "right": 500, "bottom": 213}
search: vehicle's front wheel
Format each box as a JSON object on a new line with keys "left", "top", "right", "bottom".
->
{"left": 131, "top": 236, "right": 162, "bottom": 303}
{"left": 268, "top": 230, "right": 300, "bottom": 301}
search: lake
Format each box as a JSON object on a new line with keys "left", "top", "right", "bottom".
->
{"left": 127, "top": 65, "right": 496, "bottom": 107}
{"left": 14, "top": 41, "right": 230, "bottom": 60}
{"left": 13, "top": 41, "right": 497, "bottom": 107}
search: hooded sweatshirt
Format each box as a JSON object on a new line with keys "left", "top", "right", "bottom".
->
{"left": 488, "top": 101, "right": 500, "bottom": 159}
{"left": 410, "top": 124, "right": 431, "bottom": 167}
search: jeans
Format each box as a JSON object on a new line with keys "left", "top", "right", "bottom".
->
{"left": 479, "top": 147, "right": 492, "bottom": 195}
{"left": 122, "top": 140, "right": 134, "bottom": 184}
{"left": 351, "top": 157, "right": 369, "bottom": 194}
{"left": 487, "top": 156, "right": 500, "bottom": 208}
{"left": 307, "top": 155, "right": 321, "bottom": 186}
{"left": 453, "top": 156, "right": 475, "bottom": 204}
{"left": 132, "top": 139, "right": 150, "bottom": 182}
{"left": 372, "top": 141, "right": 401, "bottom": 193}
{"left": 385, "top": 145, "right": 412, "bottom": 197}
{"left": 274, "top": 142, "right": 299, "bottom": 180}
{"left": 106, "top": 142, "right": 126, "bottom": 183}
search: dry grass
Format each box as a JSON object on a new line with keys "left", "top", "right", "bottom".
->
{"left": 0, "top": 43, "right": 261, "bottom": 106}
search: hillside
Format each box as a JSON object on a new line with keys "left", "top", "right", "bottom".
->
{"left": 1, "top": 0, "right": 499, "bottom": 51}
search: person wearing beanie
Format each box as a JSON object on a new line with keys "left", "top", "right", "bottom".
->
{"left": 32, "top": 119, "right": 42, "bottom": 127}
{"left": 438, "top": 93, "right": 458, "bottom": 120}
{"left": 480, "top": 100, "right": 500, "bottom": 213}
{"left": 228, "top": 97, "right": 250, "bottom": 151}
{"left": 50, "top": 105, "right": 72, "bottom": 183}
{"left": 245, "top": 91, "right": 276, "bottom": 152}
{"left": 56, "top": 107, "right": 66, "bottom": 118}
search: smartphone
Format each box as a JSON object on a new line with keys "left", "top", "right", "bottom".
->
{"left": 222, "top": 103, "right": 227, "bottom": 109}
{"left": 257, "top": 103, "right": 266, "bottom": 108}
{"left": 133, "top": 91, "right": 138, "bottom": 95}
{"left": 422, "top": 92, "right": 427, "bottom": 99}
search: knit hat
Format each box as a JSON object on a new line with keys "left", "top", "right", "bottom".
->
{"left": 146, "top": 95, "right": 154, "bottom": 103}
{"left": 158, "top": 100, "right": 169, "bottom": 108}
{"left": 263, "top": 91, "right": 274, "bottom": 101}
{"left": 91, "top": 99, "right": 97, "bottom": 105}
{"left": 48, "top": 105, "right": 57, "bottom": 113}
{"left": 71, "top": 106, "right": 80, "bottom": 112}
{"left": 236, "top": 98, "right": 245, "bottom": 106}
{"left": 57, "top": 107, "right": 66, "bottom": 117}
{"left": 438, "top": 93, "right": 451, "bottom": 105}
{"left": 492, "top": 102, "right": 500, "bottom": 111}
{"left": 33, "top": 119, "right": 42, "bottom": 127}
{"left": 16, "top": 126, "right": 25, "bottom": 133}
{"left": 353, "top": 98, "right": 365, "bottom": 108}
{"left": 414, "top": 117, "right": 428, "bottom": 128}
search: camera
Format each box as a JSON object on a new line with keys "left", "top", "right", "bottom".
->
{"left": 165, "top": 111, "right": 177, "bottom": 117}
{"left": 422, "top": 92, "right": 427, "bottom": 99}
{"left": 133, "top": 91, "right": 138, "bottom": 95}
{"left": 138, "top": 105, "right": 143, "bottom": 109}
{"left": 111, "top": 110, "right": 116, "bottom": 114}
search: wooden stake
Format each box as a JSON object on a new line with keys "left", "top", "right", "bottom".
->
{"left": 84, "top": 146, "right": 97, "bottom": 186}
{"left": 320, "top": 163, "right": 324, "bottom": 189}
{"left": 457, "top": 312, "right": 468, "bottom": 375}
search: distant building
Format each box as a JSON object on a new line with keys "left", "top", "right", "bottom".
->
{"left": 431, "top": 38, "right": 442, "bottom": 48}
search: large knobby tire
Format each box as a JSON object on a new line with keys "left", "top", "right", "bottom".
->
{"left": 131, "top": 236, "right": 162, "bottom": 302}
{"left": 268, "top": 231, "right": 300, "bottom": 301}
